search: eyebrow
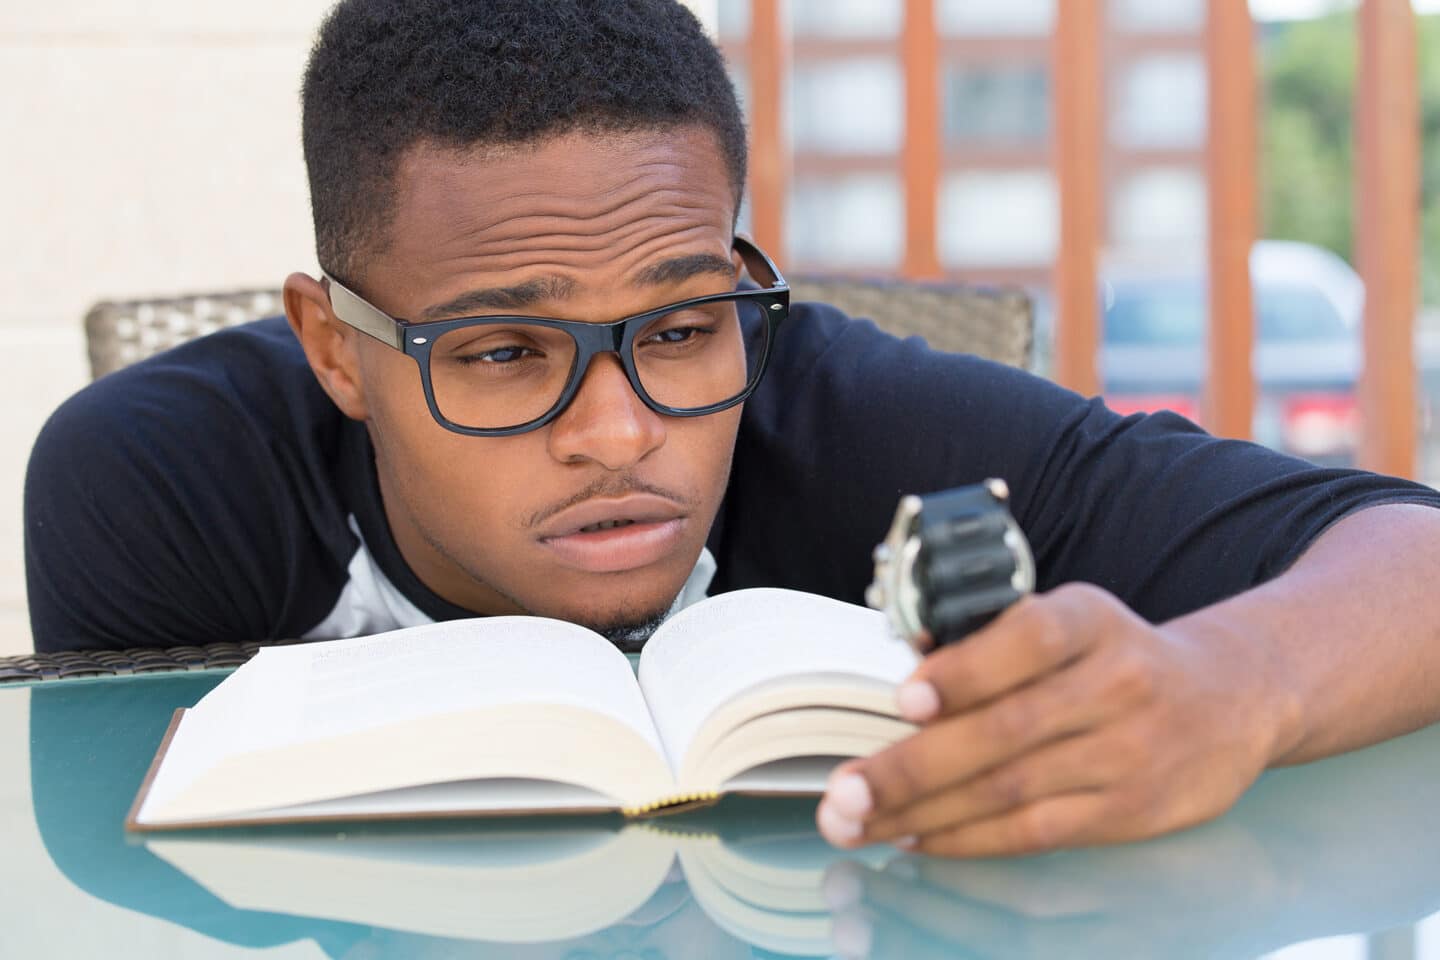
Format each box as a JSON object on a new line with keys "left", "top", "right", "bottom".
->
{"left": 416, "top": 252, "right": 738, "bottom": 321}
{"left": 417, "top": 276, "right": 576, "bottom": 321}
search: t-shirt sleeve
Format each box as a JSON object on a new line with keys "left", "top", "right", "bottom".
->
{"left": 24, "top": 331, "right": 349, "bottom": 652}
{"left": 720, "top": 305, "right": 1440, "bottom": 623}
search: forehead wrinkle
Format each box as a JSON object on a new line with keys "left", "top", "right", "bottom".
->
{"left": 471, "top": 194, "right": 727, "bottom": 250}
{"left": 396, "top": 178, "right": 680, "bottom": 265}
{"left": 467, "top": 218, "right": 722, "bottom": 263}
{"left": 431, "top": 217, "right": 729, "bottom": 281}
{"left": 478, "top": 198, "right": 729, "bottom": 250}
{"left": 447, "top": 167, "right": 729, "bottom": 239}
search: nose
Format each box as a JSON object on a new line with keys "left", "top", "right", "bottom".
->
{"left": 546, "top": 352, "right": 667, "bottom": 469}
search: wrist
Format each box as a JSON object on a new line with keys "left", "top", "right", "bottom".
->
{"left": 1162, "top": 609, "right": 1308, "bottom": 768}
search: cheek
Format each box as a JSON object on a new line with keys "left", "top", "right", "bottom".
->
{"left": 682, "top": 406, "right": 743, "bottom": 502}
{"left": 363, "top": 348, "right": 533, "bottom": 529}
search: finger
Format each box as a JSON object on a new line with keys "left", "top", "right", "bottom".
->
{"left": 863, "top": 732, "right": 1119, "bottom": 843}
{"left": 900, "top": 584, "right": 1124, "bottom": 722}
{"left": 851, "top": 646, "right": 1153, "bottom": 820}
{"left": 911, "top": 792, "right": 1117, "bottom": 859}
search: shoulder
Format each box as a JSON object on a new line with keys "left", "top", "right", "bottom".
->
{"left": 25, "top": 317, "right": 357, "bottom": 650}
{"left": 37, "top": 317, "right": 311, "bottom": 447}
{"left": 29, "top": 317, "right": 348, "bottom": 517}
{"left": 740, "top": 299, "right": 1097, "bottom": 479}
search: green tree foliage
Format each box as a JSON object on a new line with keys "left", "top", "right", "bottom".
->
{"left": 1263, "top": 12, "right": 1440, "bottom": 304}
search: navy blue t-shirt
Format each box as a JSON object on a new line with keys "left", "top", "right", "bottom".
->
{"left": 24, "top": 306, "right": 1440, "bottom": 652}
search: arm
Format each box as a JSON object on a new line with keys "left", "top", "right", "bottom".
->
{"left": 815, "top": 502, "right": 1440, "bottom": 858}
{"left": 1173, "top": 502, "right": 1440, "bottom": 763}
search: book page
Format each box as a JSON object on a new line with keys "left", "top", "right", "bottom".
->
{"left": 143, "top": 617, "right": 662, "bottom": 817}
{"left": 637, "top": 589, "right": 919, "bottom": 772}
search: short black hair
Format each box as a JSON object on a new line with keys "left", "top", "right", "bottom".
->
{"left": 300, "top": 0, "right": 748, "bottom": 283}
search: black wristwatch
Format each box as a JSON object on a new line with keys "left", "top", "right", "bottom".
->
{"left": 866, "top": 479, "right": 1036, "bottom": 653}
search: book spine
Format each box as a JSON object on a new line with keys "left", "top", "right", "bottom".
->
{"left": 622, "top": 790, "right": 721, "bottom": 817}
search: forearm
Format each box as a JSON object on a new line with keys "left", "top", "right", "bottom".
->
{"left": 1164, "top": 503, "right": 1440, "bottom": 766}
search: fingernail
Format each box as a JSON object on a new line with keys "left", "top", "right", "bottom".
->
{"left": 894, "top": 834, "right": 919, "bottom": 851}
{"left": 822, "top": 861, "right": 865, "bottom": 911}
{"left": 897, "top": 680, "right": 941, "bottom": 722}
{"left": 831, "top": 909, "right": 874, "bottom": 958}
{"left": 818, "top": 802, "right": 864, "bottom": 845}
{"left": 826, "top": 772, "right": 874, "bottom": 819}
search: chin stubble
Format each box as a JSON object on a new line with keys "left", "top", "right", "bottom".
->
{"left": 592, "top": 610, "right": 671, "bottom": 654}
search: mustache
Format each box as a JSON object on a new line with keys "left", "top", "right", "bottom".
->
{"left": 525, "top": 477, "right": 695, "bottom": 530}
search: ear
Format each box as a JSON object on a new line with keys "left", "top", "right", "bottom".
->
{"left": 283, "top": 273, "right": 370, "bottom": 422}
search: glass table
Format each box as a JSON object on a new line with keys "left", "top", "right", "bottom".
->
{"left": 3, "top": 668, "right": 1439, "bottom": 959}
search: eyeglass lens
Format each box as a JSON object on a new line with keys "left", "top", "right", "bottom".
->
{"left": 426, "top": 297, "right": 771, "bottom": 430}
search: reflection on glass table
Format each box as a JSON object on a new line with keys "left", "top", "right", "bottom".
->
{"left": 7, "top": 670, "right": 1440, "bottom": 959}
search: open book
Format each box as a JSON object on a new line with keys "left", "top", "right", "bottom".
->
{"left": 142, "top": 802, "right": 896, "bottom": 952}
{"left": 128, "top": 588, "right": 920, "bottom": 829}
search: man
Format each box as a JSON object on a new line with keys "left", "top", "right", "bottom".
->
{"left": 24, "top": 0, "right": 1440, "bottom": 859}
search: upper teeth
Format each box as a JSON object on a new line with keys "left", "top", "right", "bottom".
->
{"left": 587, "top": 519, "right": 634, "bottom": 531}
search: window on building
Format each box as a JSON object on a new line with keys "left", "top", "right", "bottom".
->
{"left": 1109, "top": 0, "right": 1204, "bottom": 33}
{"left": 944, "top": 63, "right": 1050, "bottom": 145}
{"left": 791, "top": 0, "right": 900, "bottom": 37}
{"left": 939, "top": 169, "right": 1058, "bottom": 267}
{"left": 716, "top": 0, "right": 749, "bottom": 39}
{"left": 1111, "top": 167, "right": 1208, "bottom": 251}
{"left": 1111, "top": 54, "right": 1208, "bottom": 149}
{"left": 937, "top": 0, "right": 1054, "bottom": 35}
{"left": 788, "top": 174, "right": 904, "bottom": 268}
{"left": 791, "top": 59, "right": 903, "bottom": 154}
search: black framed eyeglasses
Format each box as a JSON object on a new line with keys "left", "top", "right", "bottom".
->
{"left": 322, "top": 236, "right": 789, "bottom": 437}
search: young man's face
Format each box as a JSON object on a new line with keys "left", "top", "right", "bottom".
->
{"left": 313, "top": 128, "right": 744, "bottom": 639}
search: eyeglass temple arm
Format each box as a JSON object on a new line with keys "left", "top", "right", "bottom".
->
{"left": 321, "top": 271, "right": 406, "bottom": 350}
{"left": 733, "top": 235, "right": 786, "bottom": 292}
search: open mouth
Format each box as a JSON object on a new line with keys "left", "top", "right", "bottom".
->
{"left": 536, "top": 494, "right": 689, "bottom": 573}
{"left": 540, "top": 517, "right": 686, "bottom": 573}
{"left": 578, "top": 519, "right": 637, "bottom": 534}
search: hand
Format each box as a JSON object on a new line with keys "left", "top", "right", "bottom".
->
{"left": 815, "top": 582, "right": 1290, "bottom": 857}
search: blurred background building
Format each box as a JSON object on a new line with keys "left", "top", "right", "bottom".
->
{"left": 716, "top": 0, "right": 1440, "bottom": 481}
{"left": 720, "top": 0, "right": 1208, "bottom": 285}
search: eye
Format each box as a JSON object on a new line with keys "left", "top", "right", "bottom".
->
{"left": 644, "top": 326, "right": 707, "bottom": 345}
{"left": 458, "top": 345, "right": 540, "bottom": 365}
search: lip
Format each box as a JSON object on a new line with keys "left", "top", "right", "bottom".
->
{"left": 537, "top": 494, "right": 689, "bottom": 574}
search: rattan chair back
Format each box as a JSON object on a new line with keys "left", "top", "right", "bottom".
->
{"left": 84, "top": 290, "right": 284, "bottom": 380}
{"left": 785, "top": 277, "right": 1033, "bottom": 369}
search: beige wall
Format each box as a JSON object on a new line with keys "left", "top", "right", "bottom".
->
{"left": 0, "top": 0, "right": 716, "bottom": 656}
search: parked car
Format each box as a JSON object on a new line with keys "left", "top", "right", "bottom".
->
{"left": 1101, "top": 241, "right": 1366, "bottom": 465}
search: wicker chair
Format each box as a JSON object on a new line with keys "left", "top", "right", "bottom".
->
{"left": 3, "top": 275, "right": 1032, "bottom": 682}
{"left": 786, "top": 277, "right": 1032, "bottom": 369}
{"left": 84, "top": 290, "right": 285, "bottom": 380}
